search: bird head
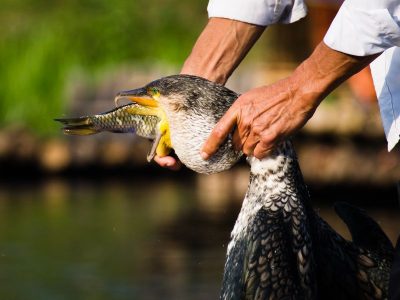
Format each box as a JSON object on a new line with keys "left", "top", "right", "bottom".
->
{"left": 115, "top": 74, "right": 242, "bottom": 174}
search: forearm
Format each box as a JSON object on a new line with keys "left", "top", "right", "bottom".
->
{"left": 181, "top": 17, "right": 265, "bottom": 84}
{"left": 290, "top": 42, "right": 380, "bottom": 111}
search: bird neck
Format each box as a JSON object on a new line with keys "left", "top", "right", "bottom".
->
{"left": 221, "top": 141, "right": 314, "bottom": 299}
{"left": 229, "top": 140, "right": 309, "bottom": 249}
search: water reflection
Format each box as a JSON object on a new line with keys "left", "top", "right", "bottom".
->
{"left": 0, "top": 177, "right": 398, "bottom": 299}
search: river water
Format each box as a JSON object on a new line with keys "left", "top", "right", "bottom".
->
{"left": 0, "top": 172, "right": 399, "bottom": 300}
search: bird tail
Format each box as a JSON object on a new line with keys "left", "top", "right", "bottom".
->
{"left": 54, "top": 117, "right": 98, "bottom": 135}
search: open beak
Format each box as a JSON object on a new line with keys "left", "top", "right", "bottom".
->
{"left": 115, "top": 88, "right": 159, "bottom": 108}
{"left": 115, "top": 87, "right": 172, "bottom": 162}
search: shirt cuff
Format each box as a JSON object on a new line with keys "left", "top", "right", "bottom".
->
{"left": 207, "top": 0, "right": 307, "bottom": 26}
{"left": 324, "top": 1, "right": 400, "bottom": 56}
{"left": 371, "top": 47, "right": 400, "bottom": 151}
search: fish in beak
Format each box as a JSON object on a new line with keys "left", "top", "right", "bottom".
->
{"left": 55, "top": 87, "right": 172, "bottom": 163}
{"left": 115, "top": 87, "right": 172, "bottom": 162}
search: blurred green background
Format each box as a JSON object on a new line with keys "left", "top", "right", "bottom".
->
{"left": 0, "top": 0, "right": 207, "bottom": 134}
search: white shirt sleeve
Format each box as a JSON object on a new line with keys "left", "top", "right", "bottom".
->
{"left": 371, "top": 48, "right": 400, "bottom": 151}
{"left": 324, "top": 0, "right": 400, "bottom": 56}
{"left": 324, "top": 0, "right": 400, "bottom": 151}
{"left": 207, "top": 0, "right": 307, "bottom": 26}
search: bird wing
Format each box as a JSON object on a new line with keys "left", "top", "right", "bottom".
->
{"left": 333, "top": 202, "right": 394, "bottom": 299}
{"left": 314, "top": 205, "right": 393, "bottom": 300}
{"left": 334, "top": 202, "right": 394, "bottom": 255}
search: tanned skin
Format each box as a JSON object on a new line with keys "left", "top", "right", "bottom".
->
{"left": 154, "top": 17, "right": 379, "bottom": 169}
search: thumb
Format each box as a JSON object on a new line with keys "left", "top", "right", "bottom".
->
{"left": 201, "top": 107, "right": 237, "bottom": 160}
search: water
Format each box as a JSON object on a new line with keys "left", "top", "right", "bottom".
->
{"left": 0, "top": 175, "right": 399, "bottom": 300}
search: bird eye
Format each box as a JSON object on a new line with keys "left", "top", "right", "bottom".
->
{"left": 148, "top": 87, "right": 159, "bottom": 95}
{"left": 147, "top": 87, "right": 160, "bottom": 99}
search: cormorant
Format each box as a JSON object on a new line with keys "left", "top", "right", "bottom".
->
{"left": 59, "top": 74, "right": 395, "bottom": 299}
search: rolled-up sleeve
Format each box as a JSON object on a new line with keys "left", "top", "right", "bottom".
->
{"left": 370, "top": 48, "right": 400, "bottom": 151}
{"left": 324, "top": 0, "right": 400, "bottom": 56}
{"left": 324, "top": 0, "right": 400, "bottom": 151}
{"left": 207, "top": 0, "right": 307, "bottom": 26}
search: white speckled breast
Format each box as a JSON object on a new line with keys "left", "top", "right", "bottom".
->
{"left": 159, "top": 94, "right": 242, "bottom": 174}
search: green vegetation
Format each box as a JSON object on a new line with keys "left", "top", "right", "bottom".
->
{"left": 0, "top": 0, "right": 207, "bottom": 134}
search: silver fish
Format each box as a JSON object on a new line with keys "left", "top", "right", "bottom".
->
{"left": 55, "top": 103, "right": 160, "bottom": 139}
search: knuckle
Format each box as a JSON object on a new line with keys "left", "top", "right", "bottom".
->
{"left": 254, "top": 146, "right": 272, "bottom": 159}
{"left": 252, "top": 124, "right": 263, "bottom": 136}
{"left": 260, "top": 136, "right": 272, "bottom": 147}
{"left": 241, "top": 116, "right": 252, "bottom": 128}
{"left": 260, "top": 131, "right": 276, "bottom": 145}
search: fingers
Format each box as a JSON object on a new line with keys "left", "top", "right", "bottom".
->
{"left": 201, "top": 107, "right": 238, "bottom": 160}
{"left": 253, "top": 132, "right": 278, "bottom": 159}
{"left": 253, "top": 141, "right": 274, "bottom": 159}
{"left": 154, "top": 155, "right": 182, "bottom": 171}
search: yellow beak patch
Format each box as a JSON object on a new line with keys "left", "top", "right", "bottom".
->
{"left": 114, "top": 94, "right": 172, "bottom": 161}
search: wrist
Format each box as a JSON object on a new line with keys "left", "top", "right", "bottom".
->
{"left": 291, "top": 42, "right": 379, "bottom": 109}
{"left": 289, "top": 59, "right": 326, "bottom": 114}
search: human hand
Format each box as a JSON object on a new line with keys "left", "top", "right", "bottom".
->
{"left": 201, "top": 77, "right": 318, "bottom": 159}
{"left": 200, "top": 41, "right": 379, "bottom": 160}
{"left": 153, "top": 155, "right": 182, "bottom": 171}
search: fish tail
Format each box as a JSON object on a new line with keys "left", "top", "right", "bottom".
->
{"left": 54, "top": 117, "right": 98, "bottom": 135}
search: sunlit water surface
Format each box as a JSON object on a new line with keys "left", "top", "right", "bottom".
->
{"left": 0, "top": 176, "right": 398, "bottom": 300}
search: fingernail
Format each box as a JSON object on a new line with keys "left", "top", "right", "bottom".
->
{"left": 201, "top": 152, "right": 209, "bottom": 160}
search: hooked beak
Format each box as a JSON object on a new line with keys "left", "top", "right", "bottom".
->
{"left": 115, "top": 88, "right": 158, "bottom": 108}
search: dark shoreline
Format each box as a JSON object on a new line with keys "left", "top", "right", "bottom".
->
{"left": 1, "top": 165, "right": 398, "bottom": 209}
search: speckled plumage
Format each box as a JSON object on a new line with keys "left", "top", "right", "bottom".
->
{"left": 221, "top": 144, "right": 316, "bottom": 300}
{"left": 143, "top": 75, "right": 394, "bottom": 300}
{"left": 221, "top": 143, "right": 394, "bottom": 300}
